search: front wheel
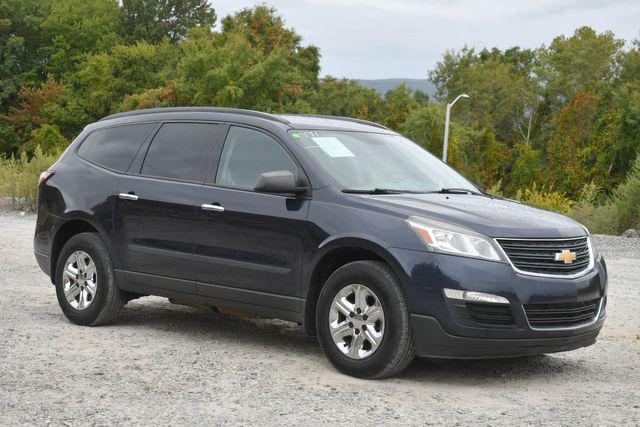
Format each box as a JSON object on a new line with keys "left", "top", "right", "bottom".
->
{"left": 316, "top": 260, "right": 415, "bottom": 379}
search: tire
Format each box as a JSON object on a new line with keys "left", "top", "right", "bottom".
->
{"left": 54, "top": 232, "right": 125, "bottom": 326}
{"left": 316, "top": 260, "right": 415, "bottom": 379}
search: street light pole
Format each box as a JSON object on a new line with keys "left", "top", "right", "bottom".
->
{"left": 442, "top": 93, "right": 469, "bottom": 162}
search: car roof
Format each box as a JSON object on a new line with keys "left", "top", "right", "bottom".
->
{"left": 98, "top": 107, "right": 392, "bottom": 133}
{"left": 277, "top": 114, "right": 390, "bottom": 132}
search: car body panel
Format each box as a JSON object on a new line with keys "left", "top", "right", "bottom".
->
{"left": 194, "top": 185, "right": 310, "bottom": 299}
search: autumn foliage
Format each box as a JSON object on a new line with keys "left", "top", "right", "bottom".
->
{"left": 0, "top": 3, "right": 638, "bottom": 230}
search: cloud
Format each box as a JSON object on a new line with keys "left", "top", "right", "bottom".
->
{"left": 213, "top": 0, "right": 640, "bottom": 79}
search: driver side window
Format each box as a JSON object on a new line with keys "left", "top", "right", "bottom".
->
{"left": 216, "top": 126, "right": 299, "bottom": 190}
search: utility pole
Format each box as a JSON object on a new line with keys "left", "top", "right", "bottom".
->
{"left": 442, "top": 93, "right": 469, "bottom": 162}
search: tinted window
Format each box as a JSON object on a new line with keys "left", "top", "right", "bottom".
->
{"left": 141, "top": 123, "right": 217, "bottom": 182}
{"left": 216, "top": 126, "right": 299, "bottom": 189}
{"left": 77, "top": 124, "right": 155, "bottom": 172}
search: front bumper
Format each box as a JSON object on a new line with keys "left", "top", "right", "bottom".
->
{"left": 389, "top": 247, "right": 608, "bottom": 358}
{"left": 411, "top": 313, "right": 603, "bottom": 358}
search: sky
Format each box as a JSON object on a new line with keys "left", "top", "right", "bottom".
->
{"left": 213, "top": 0, "right": 640, "bottom": 80}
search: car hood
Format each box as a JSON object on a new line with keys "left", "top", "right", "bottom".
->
{"left": 366, "top": 193, "right": 585, "bottom": 239}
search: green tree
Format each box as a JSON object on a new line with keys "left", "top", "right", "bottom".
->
{"left": 0, "top": 76, "right": 85, "bottom": 151}
{"left": 173, "top": 8, "right": 320, "bottom": 113}
{"left": 544, "top": 92, "right": 599, "bottom": 194}
{"left": 220, "top": 6, "right": 320, "bottom": 94}
{"left": 0, "top": 0, "right": 52, "bottom": 111}
{"left": 398, "top": 104, "right": 445, "bottom": 155}
{"left": 120, "top": 82, "right": 179, "bottom": 111}
{"left": 43, "top": 0, "right": 121, "bottom": 77}
{"left": 381, "top": 84, "right": 422, "bottom": 130}
{"left": 429, "top": 47, "right": 540, "bottom": 145}
{"left": 468, "top": 130, "right": 512, "bottom": 188}
{"left": 506, "top": 143, "right": 544, "bottom": 193}
{"left": 23, "top": 123, "right": 68, "bottom": 155}
{"left": 72, "top": 41, "right": 178, "bottom": 119}
{"left": 120, "top": 0, "right": 217, "bottom": 44}
{"left": 600, "top": 39, "right": 640, "bottom": 185}
{"left": 398, "top": 103, "right": 476, "bottom": 175}
{"left": 539, "top": 26, "right": 624, "bottom": 104}
{"left": 314, "top": 77, "right": 382, "bottom": 120}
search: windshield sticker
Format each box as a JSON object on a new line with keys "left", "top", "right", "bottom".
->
{"left": 298, "top": 130, "right": 320, "bottom": 138}
{"left": 311, "top": 136, "right": 355, "bottom": 158}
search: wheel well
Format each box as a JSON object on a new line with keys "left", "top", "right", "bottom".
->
{"left": 50, "top": 220, "right": 98, "bottom": 281}
{"left": 303, "top": 246, "right": 386, "bottom": 335}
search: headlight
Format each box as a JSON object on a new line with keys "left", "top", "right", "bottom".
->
{"left": 406, "top": 216, "right": 504, "bottom": 262}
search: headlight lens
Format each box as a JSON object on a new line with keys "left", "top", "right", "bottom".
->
{"left": 406, "top": 216, "right": 504, "bottom": 262}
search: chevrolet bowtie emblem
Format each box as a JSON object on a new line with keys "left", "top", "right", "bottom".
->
{"left": 555, "top": 249, "right": 577, "bottom": 264}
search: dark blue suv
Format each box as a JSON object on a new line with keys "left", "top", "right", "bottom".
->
{"left": 34, "top": 108, "right": 607, "bottom": 378}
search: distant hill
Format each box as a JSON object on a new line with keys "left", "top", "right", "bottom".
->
{"left": 355, "top": 78, "right": 436, "bottom": 98}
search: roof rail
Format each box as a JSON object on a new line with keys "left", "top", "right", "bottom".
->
{"left": 282, "top": 114, "right": 390, "bottom": 130}
{"left": 99, "top": 107, "right": 292, "bottom": 125}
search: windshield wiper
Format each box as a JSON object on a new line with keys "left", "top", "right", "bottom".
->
{"left": 431, "top": 188, "right": 485, "bottom": 195}
{"left": 342, "top": 187, "right": 487, "bottom": 196}
{"left": 342, "top": 188, "right": 408, "bottom": 194}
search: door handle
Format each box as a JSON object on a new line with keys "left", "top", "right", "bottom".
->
{"left": 119, "top": 193, "right": 139, "bottom": 201}
{"left": 201, "top": 203, "right": 224, "bottom": 212}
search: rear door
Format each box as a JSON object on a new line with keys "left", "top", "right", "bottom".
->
{"left": 113, "top": 122, "right": 222, "bottom": 293}
{"left": 193, "top": 125, "right": 310, "bottom": 311}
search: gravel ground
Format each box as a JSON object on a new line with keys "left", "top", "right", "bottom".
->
{"left": 1, "top": 212, "right": 639, "bottom": 426}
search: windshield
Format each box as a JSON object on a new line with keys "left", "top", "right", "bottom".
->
{"left": 289, "top": 130, "right": 478, "bottom": 193}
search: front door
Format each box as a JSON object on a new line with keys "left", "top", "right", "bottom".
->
{"left": 113, "top": 122, "right": 221, "bottom": 293}
{"left": 193, "top": 125, "right": 310, "bottom": 311}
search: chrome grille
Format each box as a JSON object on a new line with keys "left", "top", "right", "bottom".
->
{"left": 496, "top": 237, "right": 591, "bottom": 276}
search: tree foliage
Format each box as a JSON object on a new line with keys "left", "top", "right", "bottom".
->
{"left": 0, "top": 3, "right": 638, "bottom": 230}
{"left": 43, "top": 0, "right": 121, "bottom": 77}
{"left": 0, "top": 0, "right": 52, "bottom": 110}
{"left": 120, "top": 0, "right": 217, "bottom": 44}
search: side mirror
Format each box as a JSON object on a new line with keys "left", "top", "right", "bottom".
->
{"left": 254, "top": 170, "right": 309, "bottom": 195}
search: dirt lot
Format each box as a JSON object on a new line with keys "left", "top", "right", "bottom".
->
{"left": 0, "top": 211, "right": 639, "bottom": 425}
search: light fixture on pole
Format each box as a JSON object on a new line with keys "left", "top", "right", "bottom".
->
{"left": 442, "top": 93, "right": 469, "bottom": 162}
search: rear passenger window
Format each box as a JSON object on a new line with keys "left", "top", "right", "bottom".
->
{"left": 216, "top": 126, "right": 299, "bottom": 189}
{"left": 141, "top": 123, "right": 217, "bottom": 182}
{"left": 77, "top": 124, "right": 155, "bottom": 172}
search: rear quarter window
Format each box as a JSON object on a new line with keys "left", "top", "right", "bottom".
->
{"left": 77, "top": 123, "right": 156, "bottom": 172}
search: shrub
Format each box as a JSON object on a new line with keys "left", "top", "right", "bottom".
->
{"left": 570, "top": 155, "right": 640, "bottom": 234}
{"left": 485, "top": 179, "right": 504, "bottom": 198}
{"left": 23, "top": 124, "right": 68, "bottom": 155}
{"left": 0, "top": 147, "right": 60, "bottom": 211}
{"left": 515, "top": 183, "right": 574, "bottom": 215}
{"left": 570, "top": 183, "right": 620, "bottom": 234}
{"left": 610, "top": 153, "right": 640, "bottom": 230}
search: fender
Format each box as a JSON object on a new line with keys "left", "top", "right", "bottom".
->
{"left": 306, "top": 234, "right": 411, "bottom": 293}
{"left": 51, "top": 207, "right": 121, "bottom": 272}
{"left": 300, "top": 234, "right": 415, "bottom": 334}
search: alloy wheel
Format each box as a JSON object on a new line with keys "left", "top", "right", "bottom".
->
{"left": 329, "top": 284, "right": 385, "bottom": 359}
{"left": 62, "top": 251, "right": 97, "bottom": 310}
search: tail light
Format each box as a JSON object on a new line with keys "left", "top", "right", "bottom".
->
{"left": 38, "top": 170, "right": 55, "bottom": 186}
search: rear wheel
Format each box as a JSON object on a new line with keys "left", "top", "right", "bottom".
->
{"left": 316, "top": 260, "right": 415, "bottom": 378}
{"left": 54, "top": 232, "right": 125, "bottom": 326}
